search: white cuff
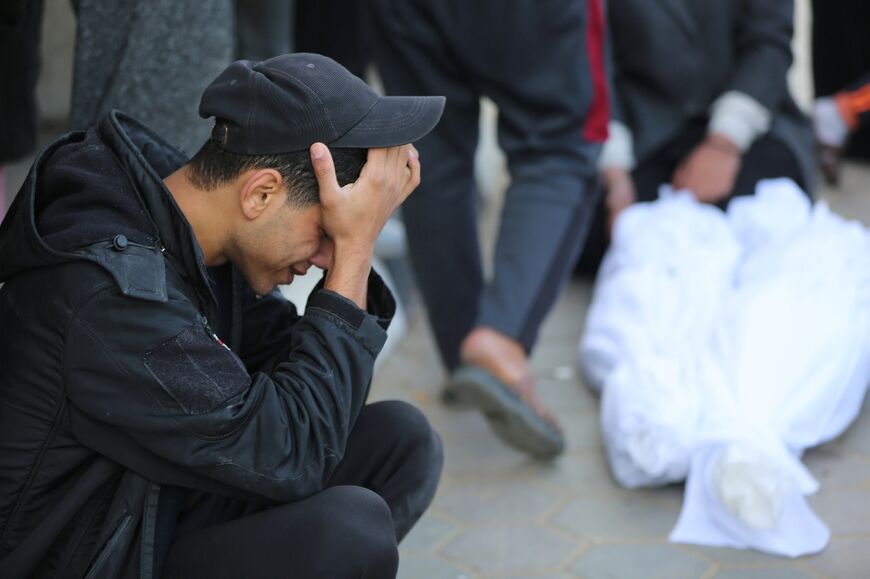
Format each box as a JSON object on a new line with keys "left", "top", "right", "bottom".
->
{"left": 598, "top": 121, "right": 636, "bottom": 170}
{"left": 708, "top": 91, "right": 772, "bottom": 152}
{"left": 813, "top": 97, "right": 849, "bottom": 147}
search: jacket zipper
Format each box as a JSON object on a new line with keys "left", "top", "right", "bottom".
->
{"left": 83, "top": 514, "right": 132, "bottom": 579}
{"left": 139, "top": 482, "right": 161, "bottom": 579}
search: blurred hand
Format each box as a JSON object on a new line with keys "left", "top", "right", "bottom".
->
{"left": 672, "top": 133, "right": 741, "bottom": 204}
{"left": 602, "top": 168, "right": 636, "bottom": 235}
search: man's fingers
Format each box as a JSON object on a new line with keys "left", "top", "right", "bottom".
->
{"left": 405, "top": 146, "right": 421, "bottom": 197}
{"left": 362, "top": 147, "right": 389, "bottom": 188}
{"left": 392, "top": 143, "right": 410, "bottom": 173}
{"left": 310, "top": 143, "right": 340, "bottom": 197}
{"left": 356, "top": 145, "right": 421, "bottom": 203}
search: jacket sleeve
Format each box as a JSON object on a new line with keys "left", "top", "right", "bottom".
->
{"left": 237, "top": 286, "right": 301, "bottom": 374}
{"left": 238, "top": 269, "right": 395, "bottom": 374}
{"left": 708, "top": 0, "right": 794, "bottom": 150}
{"left": 63, "top": 275, "right": 394, "bottom": 503}
{"left": 727, "top": 0, "right": 794, "bottom": 111}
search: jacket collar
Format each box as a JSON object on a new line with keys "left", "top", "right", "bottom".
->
{"left": 96, "top": 111, "right": 217, "bottom": 311}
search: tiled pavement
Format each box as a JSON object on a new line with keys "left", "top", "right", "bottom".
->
{"left": 369, "top": 162, "right": 870, "bottom": 579}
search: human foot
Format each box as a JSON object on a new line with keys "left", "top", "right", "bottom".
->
{"left": 448, "top": 327, "right": 563, "bottom": 457}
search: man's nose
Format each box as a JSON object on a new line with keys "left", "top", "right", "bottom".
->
{"left": 308, "top": 237, "right": 334, "bottom": 270}
{"left": 291, "top": 262, "right": 311, "bottom": 275}
{"left": 309, "top": 253, "right": 328, "bottom": 270}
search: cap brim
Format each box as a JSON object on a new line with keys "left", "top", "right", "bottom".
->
{"left": 329, "top": 95, "right": 446, "bottom": 148}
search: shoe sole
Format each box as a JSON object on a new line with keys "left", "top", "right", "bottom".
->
{"left": 450, "top": 365, "right": 564, "bottom": 459}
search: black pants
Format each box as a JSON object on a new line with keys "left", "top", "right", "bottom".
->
{"left": 162, "top": 401, "right": 442, "bottom": 579}
{"left": 233, "top": 0, "right": 295, "bottom": 61}
{"left": 577, "top": 121, "right": 806, "bottom": 274}
{"left": 295, "top": 0, "right": 371, "bottom": 79}
{"left": 370, "top": 0, "right": 603, "bottom": 370}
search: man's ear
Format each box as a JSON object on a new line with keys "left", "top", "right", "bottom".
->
{"left": 239, "top": 168, "right": 285, "bottom": 220}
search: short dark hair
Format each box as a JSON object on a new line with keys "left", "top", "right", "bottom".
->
{"left": 187, "top": 137, "right": 367, "bottom": 206}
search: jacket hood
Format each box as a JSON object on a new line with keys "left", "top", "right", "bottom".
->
{"left": 0, "top": 112, "right": 203, "bottom": 303}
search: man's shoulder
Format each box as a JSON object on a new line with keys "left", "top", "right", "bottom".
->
{"left": 74, "top": 239, "right": 169, "bottom": 303}
{"left": 0, "top": 248, "right": 175, "bottom": 334}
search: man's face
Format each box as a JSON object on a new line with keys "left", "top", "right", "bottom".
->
{"left": 231, "top": 201, "right": 333, "bottom": 296}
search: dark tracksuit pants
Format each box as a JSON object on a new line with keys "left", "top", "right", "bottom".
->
{"left": 370, "top": 0, "right": 607, "bottom": 371}
{"left": 162, "top": 401, "right": 442, "bottom": 579}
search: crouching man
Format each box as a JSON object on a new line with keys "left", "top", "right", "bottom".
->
{"left": 0, "top": 54, "right": 445, "bottom": 578}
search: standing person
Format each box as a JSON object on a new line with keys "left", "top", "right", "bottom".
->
{"left": 234, "top": 0, "right": 294, "bottom": 61}
{"left": 813, "top": 72, "right": 870, "bottom": 184}
{"left": 594, "top": 0, "right": 813, "bottom": 233}
{"left": 295, "top": 0, "right": 371, "bottom": 79}
{"left": 0, "top": 0, "right": 43, "bottom": 221}
{"left": 370, "top": 0, "right": 609, "bottom": 458}
{"left": 811, "top": 0, "right": 870, "bottom": 163}
{"left": 0, "top": 54, "right": 444, "bottom": 578}
{"left": 70, "top": 0, "right": 234, "bottom": 154}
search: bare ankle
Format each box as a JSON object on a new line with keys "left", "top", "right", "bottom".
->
{"left": 459, "top": 327, "right": 528, "bottom": 385}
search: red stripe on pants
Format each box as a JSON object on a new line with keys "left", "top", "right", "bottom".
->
{"left": 583, "top": 0, "right": 609, "bottom": 142}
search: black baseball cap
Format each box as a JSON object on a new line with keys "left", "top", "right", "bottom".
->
{"left": 199, "top": 53, "right": 445, "bottom": 155}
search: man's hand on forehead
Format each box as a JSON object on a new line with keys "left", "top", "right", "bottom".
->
{"left": 311, "top": 143, "right": 420, "bottom": 250}
{"left": 309, "top": 142, "right": 421, "bottom": 307}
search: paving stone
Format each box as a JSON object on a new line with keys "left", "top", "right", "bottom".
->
{"left": 821, "top": 163, "right": 870, "bottom": 226}
{"left": 398, "top": 553, "right": 471, "bottom": 579}
{"left": 569, "top": 543, "right": 710, "bottom": 579}
{"left": 433, "top": 479, "right": 561, "bottom": 525}
{"left": 538, "top": 282, "right": 591, "bottom": 340}
{"left": 804, "top": 537, "right": 870, "bottom": 578}
{"left": 442, "top": 525, "right": 581, "bottom": 575}
{"left": 550, "top": 492, "right": 682, "bottom": 541}
{"left": 558, "top": 411, "right": 603, "bottom": 452}
{"left": 441, "top": 427, "right": 537, "bottom": 477}
{"left": 372, "top": 338, "right": 446, "bottom": 400}
{"left": 686, "top": 546, "right": 795, "bottom": 566}
{"left": 535, "top": 377, "right": 599, "bottom": 415}
{"left": 712, "top": 568, "right": 816, "bottom": 579}
{"left": 422, "top": 405, "right": 494, "bottom": 439}
{"left": 807, "top": 488, "right": 870, "bottom": 534}
{"left": 531, "top": 451, "right": 621, "bottom": 495}
{"left": 803, "top": 444, "right": 870, "bottom": 488}
{"left": 401, "top": 513, "right": 457, "bottom": 552}
{"left": 531, "top": 341, "right": 585, "bottom": 377}
{"left": 833, "top": 406, "right": 870, "bottom": 459}
{"left": 489, "top": 574, "right": 573, "bottom": 579}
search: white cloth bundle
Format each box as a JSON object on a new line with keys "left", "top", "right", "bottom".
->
{"left": 580, "top": 179, "right": 870, "bottom": 557}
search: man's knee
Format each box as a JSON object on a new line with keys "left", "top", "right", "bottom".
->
{"left": 316, "top": 486, "right": 399, "bottom": 577}
{"left": 368, "top": 401, "right": 443, "bottom": 538}
{"left": 373, "top": 401, "right": 443, "bottom": 476}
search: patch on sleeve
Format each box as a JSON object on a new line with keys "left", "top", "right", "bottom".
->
{"left": 143, "top": 323, "right": 251, "bottom": 415}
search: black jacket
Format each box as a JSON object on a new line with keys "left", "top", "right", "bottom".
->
{"left": 0, "top": 111, "right": 395, "bottom": 578}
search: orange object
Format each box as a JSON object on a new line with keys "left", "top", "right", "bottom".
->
{"left": 834, "top": 82, "right": 870, "bottom": 130}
